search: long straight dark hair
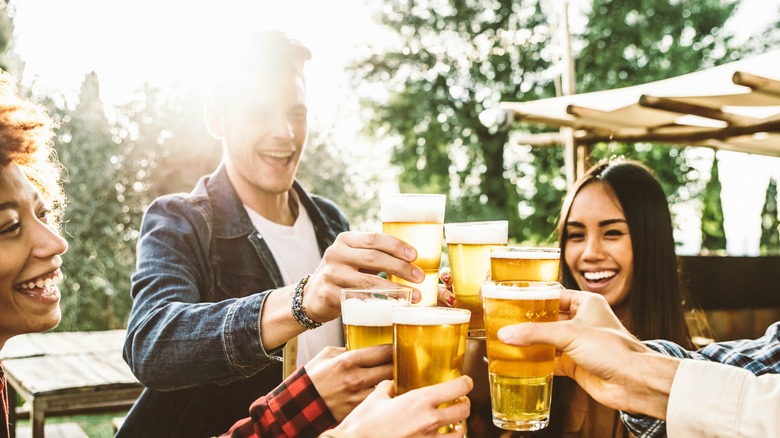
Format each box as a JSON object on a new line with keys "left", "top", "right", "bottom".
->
{"left": 557, "top": 159, "right": 694, "bottom": 348}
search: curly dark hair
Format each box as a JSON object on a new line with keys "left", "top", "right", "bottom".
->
{"left": 0, "top": 71, "right": 64, "bottom": 222}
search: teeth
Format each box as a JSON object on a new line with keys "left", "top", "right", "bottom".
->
{"left": 583, "top": 270, "right": 617, "bottom": 281}
{"left": 17, "top": 270, "right": 63, "bottom": 291}
{"left": 259, "top": 150, "right": 293, "bottom": 158}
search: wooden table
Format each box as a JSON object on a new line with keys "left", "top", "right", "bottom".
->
{"left": 0, "top": 330, "right": 143, "bottom": 438}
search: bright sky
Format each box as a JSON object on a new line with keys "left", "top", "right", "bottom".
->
{"left": 11, "top": 0, "right": 780, "bottom": 255}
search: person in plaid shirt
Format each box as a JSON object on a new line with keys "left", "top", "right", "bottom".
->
{"left": 498, "top": 288, "right": 780, "bottom": 438}
{"left": 220, "top": 346, "right": 473, "bottom": 438}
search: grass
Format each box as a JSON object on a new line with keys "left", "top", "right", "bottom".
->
{"left": 16, "top": 411, "right": 127, "bottom": 438}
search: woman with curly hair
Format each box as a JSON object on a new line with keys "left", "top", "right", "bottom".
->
{"left": 0, "top": 71, "right": 68, "bottom": 437}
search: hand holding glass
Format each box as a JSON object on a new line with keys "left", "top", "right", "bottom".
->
{"left": 393, "top": 306, "right": 470, "bottom": 433}
{"left": 482, "top": 281, "right": 561, "bottom": 431}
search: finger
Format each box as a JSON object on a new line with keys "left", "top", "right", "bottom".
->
{"left": 433, "top": 396, "right": 471, "bottom": 432}
{"left": 438, "top": 422, "right": 467, "bottom": 438}
{"left": 497, "top": 321, "right": 573, "bottom": 349}
{"left": 337, "top": 231, "right": 418, "bottom": 262}
{"left": 439, "top": 267, "right": 452, "bottom": 287}
{"left": 332, "top": 245, "right": 424, "bottom": 285}
{"left": 438, "top": 284, "right": 456, "bottom": 307}
{"left": 343, "top": 344, "right": 393, "bottom": 368}
{"left": 414, "top": 376, "right": 473, "bottom": 406}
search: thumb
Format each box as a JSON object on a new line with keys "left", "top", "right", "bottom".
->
{"left": 497, "top": 320, "right": 574, "bottom": 350}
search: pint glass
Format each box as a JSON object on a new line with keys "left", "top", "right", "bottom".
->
{"left": 444, "top": 220, "right": 508, "bottom": 337}
{"left": 393, "top": 306, "right": 470, "bottom": 433}
{"left": 340, "top": 287, "right": 412, "bottom": 350}
{"left": 490, "top": 247, "right": 560, "bottom": 282}
{"left": 482, "top": 281, "right": 561, "bottom": 431}
{"left": 380, "top": 194, "right": 446, "bottom": 307}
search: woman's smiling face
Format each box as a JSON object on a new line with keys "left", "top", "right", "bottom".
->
{"left": 563, "top": 181, "right": 634, "bottom": 307}
{"left": 0, "top": 163, "right": 67, "bottom": 346}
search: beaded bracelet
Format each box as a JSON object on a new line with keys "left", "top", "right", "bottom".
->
{"left": 291, "top": 275, "right": 323, "bottom": 330}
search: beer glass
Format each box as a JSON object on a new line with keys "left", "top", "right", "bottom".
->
{"left": 490, "top": 247, "right": 560, "bottom": 282}
{"left": 393, "top": 306, "right": 470, "bottom": 433}
{"left": 380, "top": 194, "right": 446, "bottom": 307}
{"left": 444, "top": 220, "right": 508, "bottom": 338}
{"left": 482, "top": 281, "right": 561, "bottom": 431}
{"left": 340, "top": 287, "right": 412, "bottom": 350}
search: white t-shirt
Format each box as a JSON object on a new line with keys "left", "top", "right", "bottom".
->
{"left": 244, "top": 199, "right": 343, "bottom": 367}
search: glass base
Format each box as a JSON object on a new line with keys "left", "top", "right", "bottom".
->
{"left": 492, "top": 415, "right": 549, "bottom": 431}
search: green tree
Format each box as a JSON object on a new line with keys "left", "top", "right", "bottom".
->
{"left": 700, "top": 154, "right": 727, "bottom": 253}
{"left": 53, "top": 73, "right": 135, "bottom": 330}
{"left": 352, "top": 0, "right": 740, "bottom": 244}
{"left": 760, "top": 177, "right": 780, "bottom": 255}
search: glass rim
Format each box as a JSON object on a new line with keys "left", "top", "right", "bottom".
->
{"left": 340, "top": 286, "right": 413, "bottom": 300}
{"left": 391, "top": 306, "right": 471, "bottom": 324}
{"left": 482, "top": 281, "right": 562, "bottom": 298}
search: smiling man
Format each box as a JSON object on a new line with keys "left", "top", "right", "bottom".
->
{"left": 118, "top": 31, "right": 427, "bottom": 437}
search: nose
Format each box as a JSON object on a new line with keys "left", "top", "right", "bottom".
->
{"left": 580, "top": 235, "right": 605, "bottom": 262}
{"left": 30, "top": 219, "right": 68, "bottom": 259}
{"left": 270, "top": 113, "right": 294, "bottom": 141}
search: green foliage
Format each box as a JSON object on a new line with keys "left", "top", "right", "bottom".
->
{"left": 760, "top": 177, "right": 780, "bottom": 255}
{"left": 700, "top": 154, "right": 727, "bottom": 253}
{"left": 352, "top": 0, "right": 739, "bottom": 244}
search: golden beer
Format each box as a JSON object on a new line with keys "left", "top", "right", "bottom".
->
{"left": 341, "top": 287, "right": 411, "bottom": 350}
{"left": 393, "top": 306, "right": 470, "bottom": 434}
{"left": 380, "top": 194, "right": 446, "bottom": 307}
{"left": 490, "top": 247, "right": 560, "bottom": 282}
{"left": 444, "top": 221, "right": 508, "bottom": 337}
{"left": 482, "top": 281, "right": 561, "bottom": 431}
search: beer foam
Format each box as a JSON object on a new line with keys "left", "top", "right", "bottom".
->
{"left": 444, "top": 221, "right": 508, "bottom": 244}
{"left": 392, "top": 307, "right": 470, "bottom": 325}
{"left": 341, "top": 298, "right": 407, "bottom": 326}
{"left": 481, "top": 282, "right": 561, "bottom": 300}
{"left": 379, "top": 194, "right": 446, "bottom": 223}
{"left": 490, "top": 248, "right": 560, "bottom": 260}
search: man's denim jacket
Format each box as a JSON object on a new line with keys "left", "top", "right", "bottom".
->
{"left": 118, "top": 164, "right": 349, "bottom": 437}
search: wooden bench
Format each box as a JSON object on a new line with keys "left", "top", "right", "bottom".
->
{"left": 1, "top": 330, "right": 143, "bottom": 438}
{"left": 15, "top": 423, "right": 88, "bottom": 438}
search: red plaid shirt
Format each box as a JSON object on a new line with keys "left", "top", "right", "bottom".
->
{"left": 221, "top": 366, "right": 336, "bottom": 438}
{"left": 1, "top": 362, "right": 9, "bottom": 438}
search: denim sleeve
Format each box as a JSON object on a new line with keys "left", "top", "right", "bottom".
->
{"left": 123, "top": 196, "right": 279, "bottom": 390}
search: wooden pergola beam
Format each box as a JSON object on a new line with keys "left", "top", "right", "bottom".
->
{"left": 578, "top": 118, "right": 780, "bottom": 144}
{"left": 638, "top": 95, "right": 759, "bottom": 126}
{"left": 733, "top": 71, "right": 780, "bottom": 98}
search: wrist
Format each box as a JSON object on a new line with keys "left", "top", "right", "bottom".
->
{"left": 291, "top": 275, "right": 323, "bottom": 330}
{"left": 629, "top": 352, "right": 681, "bottom": 419}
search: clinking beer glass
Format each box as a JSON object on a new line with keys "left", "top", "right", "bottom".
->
{"left": 490, "top": 246, "right": 561, "bottom": 283}
{"left": 444, "top": 220, "right": 508, "bottom": 338}
{"left": 393, "top": 306, "right": 470, "bottom": 433}
{"left": 482, "top": 281, "right": 561, "bottom": 431}
{"left": 380, "top": 194, "right": 446, "bottom": 307}
{"left": 340, "top": 287, "right": 412, "bottom": 350}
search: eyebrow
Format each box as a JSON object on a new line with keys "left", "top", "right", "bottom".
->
{"left": 0, "top": 201, "right": 19, "bottom": 211}
{"left": 566, "top": 219, "right": 628, "bottom": 228}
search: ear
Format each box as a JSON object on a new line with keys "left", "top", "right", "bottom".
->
{"left": 204, "top": 104, "right": 224, "bottom": 139}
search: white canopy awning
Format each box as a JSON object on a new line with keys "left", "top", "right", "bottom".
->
{"left": 494, "top": 49, "right": 780, "bottom": 157}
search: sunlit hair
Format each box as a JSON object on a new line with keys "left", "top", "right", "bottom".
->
{"left": 557, "top": 158, "right": 694, "bottom": 348}
{"left": 0, "top": 71, "right": 65, "bottom": 224}
{"left": 209, "top": 30, "right": 312, "bottom": 111}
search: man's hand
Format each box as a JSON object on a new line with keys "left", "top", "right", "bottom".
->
{"left": 497, "top": 289, "right": 680, "bottom": 419}
{"left": 305, "top": 345, "right": 393, "bottom": 422}
{"left": 331, "top": 375, "right": 473, "bottom": 438}
{"left": 304, "top": 231, "right": 424, "bottom": 322}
